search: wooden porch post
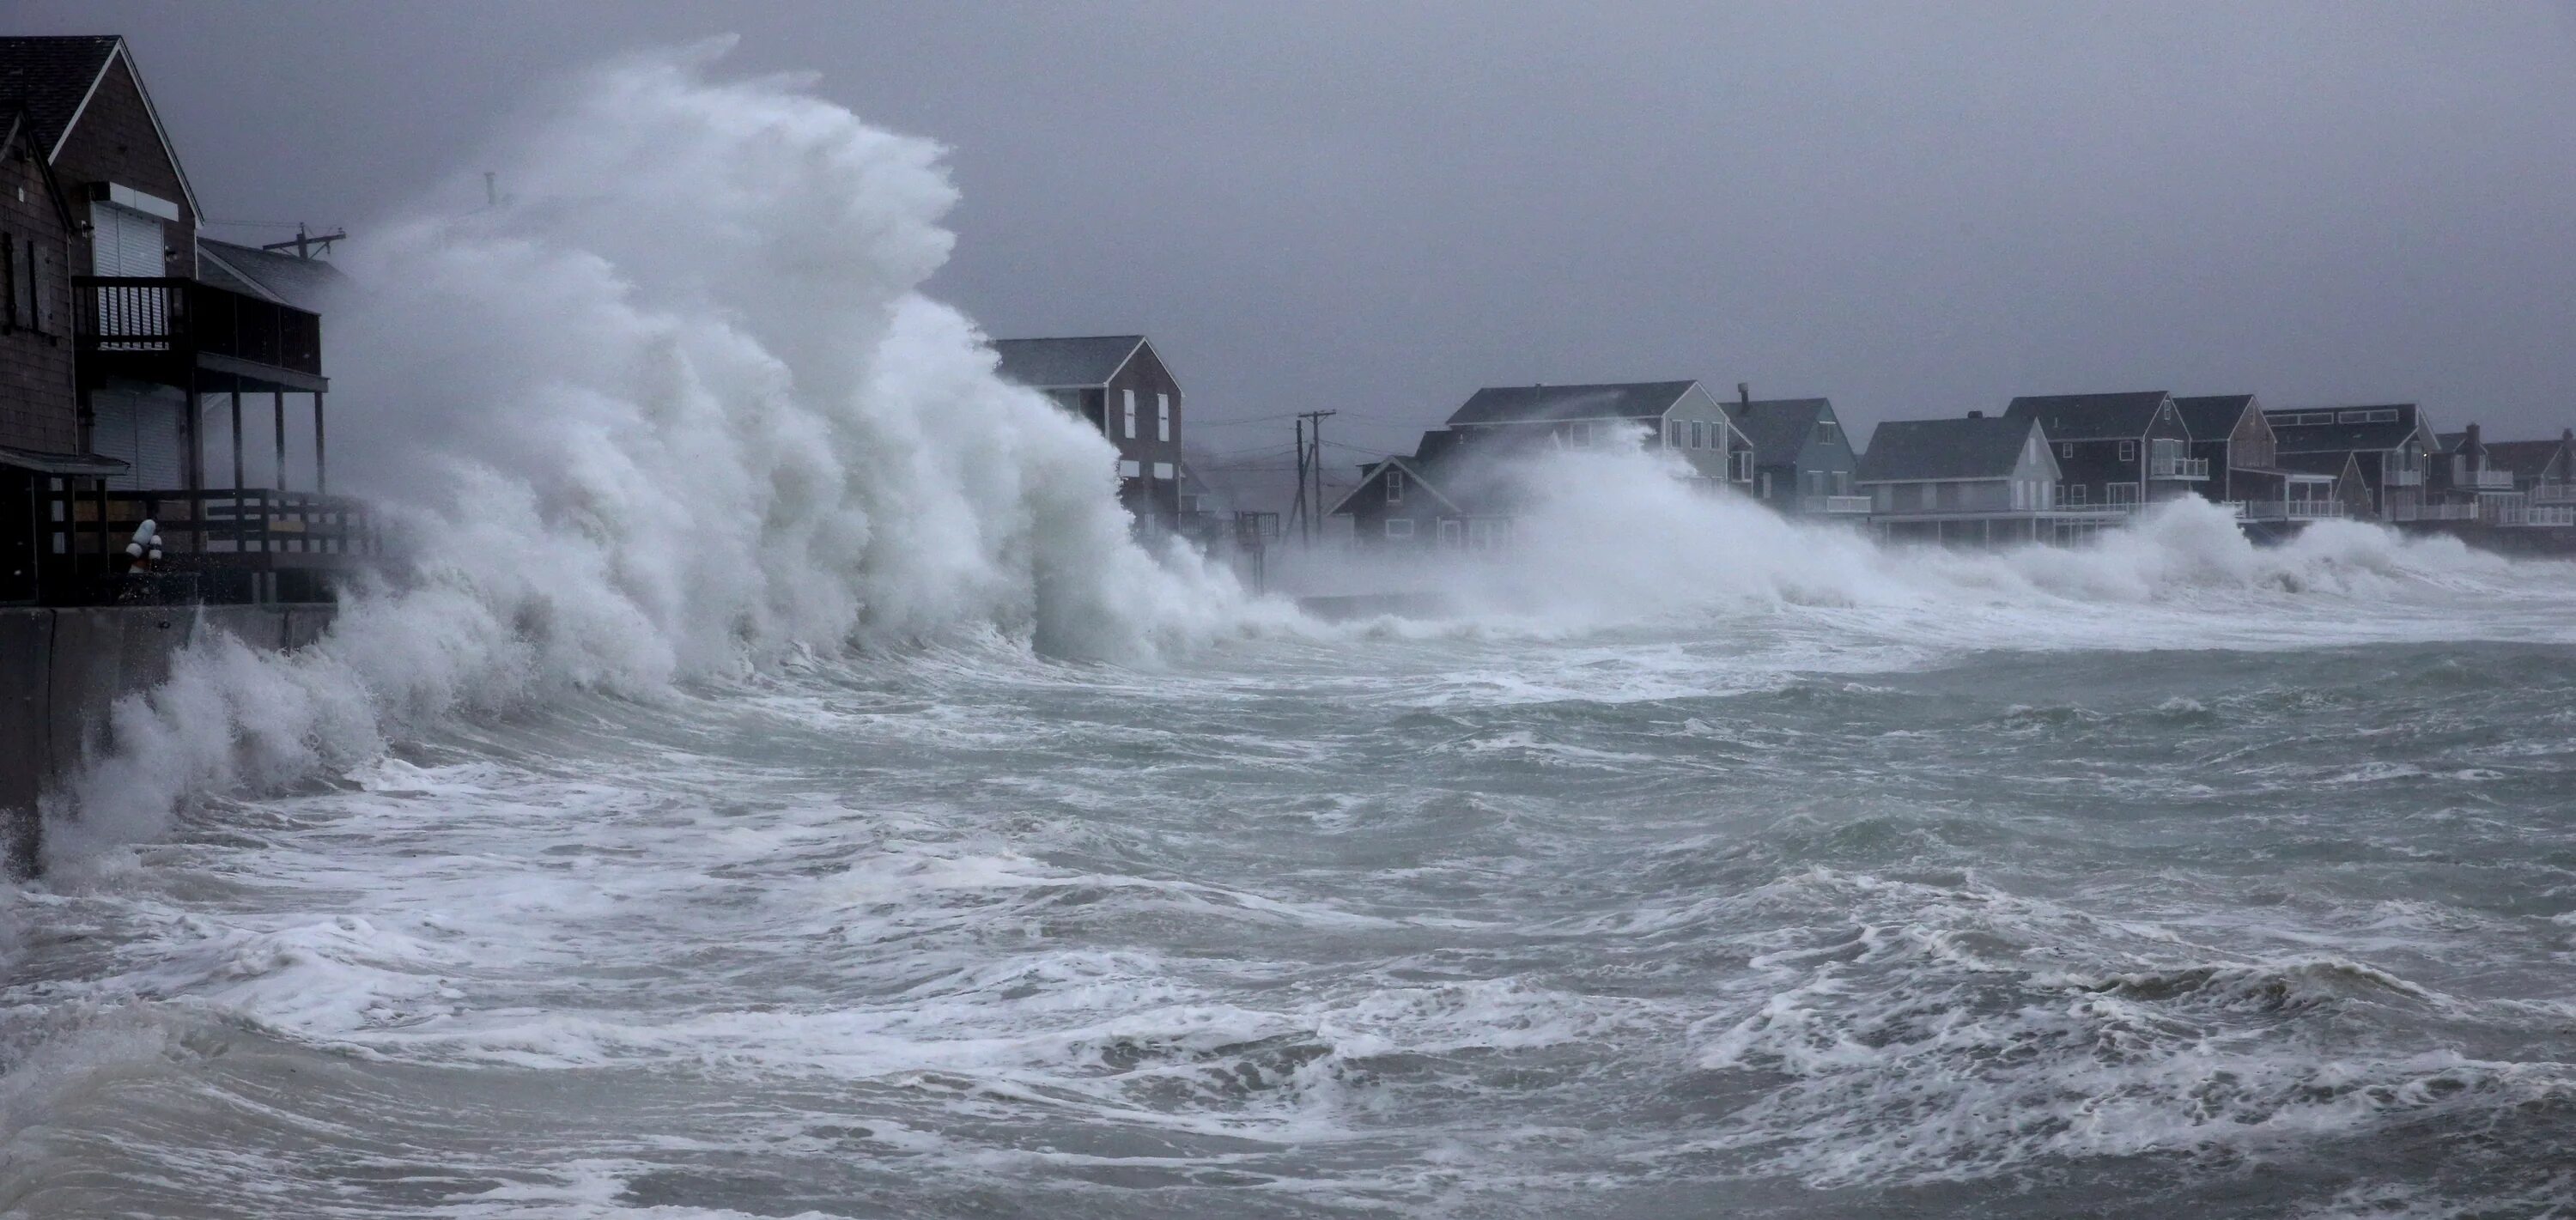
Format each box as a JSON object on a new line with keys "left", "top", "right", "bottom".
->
{"left": 273, "top": 391, "right": 288, "bottom": 493}
{"left": 231, "top": 389, "right": 246, "bottom": 559}
{"left": 313, "top": 391, "right": 327, "bottom": 495}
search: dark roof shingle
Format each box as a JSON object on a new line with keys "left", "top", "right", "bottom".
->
{"left": 1727, "top": 398, "right": 1832, "bottom": 464}
{"left": 0, "top": 36, "right": 119, "bottom": 156}
{"left": 2002, "top": 391, "right": 2173, "bottom": 440}
{"left": 989, "top": 336, "right": 1145, "bottom": 388}
{"left": 2172, "top": 394, "right": 2256, "bottom": 440}
{"left": 1857, "top": 416, "right": 2040, "bottom": 482}
{"left": 1446, "top": 381, "right": 1698, "bottom": 427}
{"left": 198, "top": 238, "right": 350, "bottom": 313}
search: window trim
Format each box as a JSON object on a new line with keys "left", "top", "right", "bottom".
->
{"left": 1384, "top": 518, "right": 1416, "bottom": 539}
{"left": 2118, "top": 440, "right": 2137, "bottom": 462}
{"left": 1387, "top": 468, "right": 1404, "bottom": 504}
{"left": 1156, "top": 393, "right": 1171, "bottom": 442}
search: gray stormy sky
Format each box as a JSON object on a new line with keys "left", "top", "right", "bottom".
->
{"left": 19, "top": 1, "right": 2576, "bottom": 463}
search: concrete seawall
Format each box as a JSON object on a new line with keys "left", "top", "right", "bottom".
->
{"left": 3, "top": 604, "right": 333, "bottom": 875}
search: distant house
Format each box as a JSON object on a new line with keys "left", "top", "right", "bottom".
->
{"left": 1443, "top": 380, "right": 1754, "bottom": 489}
{"left": 991, "top": 335, "right": 1183, "bottom": 532}
{"left": 2, "top": 34, "right": 351, "bottom": 606}
{"left": 1328, "top": 427, "right": 1521, "bottom": 552}
{"left": 1728, "top": 396, "right": 1865, "bottom": 517}
{"left": 2003, "top": 391, "right": 2202, "bottom": 512}
{"left": 2172, "top": 393, "right": 2340, "bottom": 525}
{"left": 2271, "top": 451, "right": 2376, "bottom": 520}
{"left": 1856, "top": 413, "right": 2069, "bottom": 544}
{"left": 2485, "top": 429, "right": 2575, "bottom": 526}
{"left": 2263, "top": 404, "right": 2439, "bottom": 521}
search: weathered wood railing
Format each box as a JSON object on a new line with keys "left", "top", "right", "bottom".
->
{"left": 73, "top": 276, "right": 322, "bottom": 375}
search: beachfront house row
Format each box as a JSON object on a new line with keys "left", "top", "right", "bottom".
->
{"left": 2171, "top": 392, "right": 2341, "bottom": 525}
{"left": 991, "top": 335, "right": 1184, "bottom": 533}
{"left": 1728, "top": 396, "right": 1866, "bottom": 517}
{"left": 1, "top": 34, "right": 357, "bottom": 606}
{"left": 2263, "top": 404, "right": 2439, "bottom": 522}
{"left": 2485, "top": 429, "right": 2576, "bottom": 527}
{"left": 2002, "top": 391, "right": 2202, "bottom": 512}
{"left": 1856, "top": 413, "right": 2067, "bottom": 544}
{"left": 1441, "top": 380, "right": 1755, "bottom": 488}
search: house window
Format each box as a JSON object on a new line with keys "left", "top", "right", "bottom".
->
{"left": 1685, "top": 420, "right": 1701, "bottom": 449}
{"left": 1153, "top": 461, "right": 1175, "bottom": 480}
{"left": 2063, "top": 483, "right": 2087, "bottom": 505}
{"left": 1668, "top": 421, "right": 1685, "bottom": 448}
{"left": 1816, "top": 420, "right": 1838, "bottom": 446}
{"left": 1734, "top": 451, "right": 1754, "bottom": 482}
{"left": 1388, "top": 469, "right": 1405, "bottom": 503}
{"left": 2060, "top": 442, "right": 2074, "bottom": 458}
{"left": 1567, "top": 422, "right": 1591, "bottom": 448}
{"left": 2118, "top": 440, "right": 2137, "bottom": 462}
{"left": 1157, "top": 393, "right": 1171, "bottom": 441}
{"left": 1385, "top": 519, "right": 1415, "bottom": 539}
{"left": 1833, "top": 470, "right": 1851, "bottom": 495}
{"left": 1758, "top": 470, "right": 1773, "bottom": 499}
{"left": 1437, "top": 519, "right": 1462, "bottom": 547}
{"left": 1122, "top": 390, "right": 1137, "bottom": 439}
{"left": 2108, "top": 483, "right": 2140, "bottom": 507}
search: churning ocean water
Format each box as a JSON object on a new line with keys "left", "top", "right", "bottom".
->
{"left": 9, "top": 46, "right": 2576, "bottom": 1220}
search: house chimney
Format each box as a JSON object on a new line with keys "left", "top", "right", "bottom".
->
{"left": 1967, "top": 410, "right": 1984, "bottom": 419}
{"left": 2563, "top": 428, "right": 2573, "bottom": 445}
{"left": 2465, "top": 422, "right": 2481, "bottom": 452}
{"left": 1737, "top": 382, "right": 1750, "bottom": 407}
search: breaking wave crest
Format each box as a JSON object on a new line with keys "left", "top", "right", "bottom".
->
{"left": 45, "top": 45, "right": 1280, "bottom": 865}
{"left": 35, "top": 46, "right": 2576, "bottom": 868}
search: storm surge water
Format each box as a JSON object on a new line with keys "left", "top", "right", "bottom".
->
{"left": 9, "top": 45, "right": 2576, "bottom": 1220}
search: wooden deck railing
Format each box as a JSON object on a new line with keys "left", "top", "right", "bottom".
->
{"left": 73, "top": 276, "right": 323, "bottom": 376}
{"left": 45, "top": 486, "right": 379, "bottom": 568}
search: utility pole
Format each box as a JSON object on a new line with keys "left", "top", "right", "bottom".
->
{"left": 260, "top": 222, "right": 347, "bottom": 260}
{"left": 1287, "top": 410, "right": 1336, "bottom": 546}
{"left": 1287, "top": 417, "right": 1309, "bottom": 545}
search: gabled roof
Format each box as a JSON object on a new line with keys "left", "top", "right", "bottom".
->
{"left": 1446, "top": 380, "right": 1698, "bottom": 427}
{"left": 1728, "top": 398, "right": 1833, "bottom": 464}
{"left": 0, "top": 35, "right": 117, "bottom": 158}
{"left": 199, "top": 238, "right": 349, "bottom": 313}
{"left": 2172, "top": 394, "right": 2257, "bottom": 440}
{"left": 1856, "top": 416, "right": 2042, "bottom": 483}
{"left": 0, "top": 111, "right": 77, "bottom": 231}
{"left": 2484, "top": 438, "right": 2572, "bottom": 482}
{"left": 989, "top": 336, "right": 1147, "bottom": 389}
{"left": 0, "top": 36, "right": 201, "bottom": 217}
{"left": 2002, "top": 391, "right": 2174, "bottom": 440}
{"left": 2263, "top": 406, "right": 2428, "bottom": 454}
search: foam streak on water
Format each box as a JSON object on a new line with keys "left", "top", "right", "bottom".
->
{"left": 8, "top": 46, "right": 2576, "bottom": 1219}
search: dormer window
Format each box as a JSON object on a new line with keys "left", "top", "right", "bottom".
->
{"left": 1387, "top": 469, "right": 1405, "bottom": 504}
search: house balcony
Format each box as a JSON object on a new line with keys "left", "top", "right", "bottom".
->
{"left": 73, "top": 276, "right": 325, "bottom": 393}
{"left": 2235, "top": 500, "right": 2346, "bottom": 522}
{"left": 2148, "top": 455, "right": 2209, "bottom": 480}
{"left": 1799, "top": 495, "right": 1873, "bottom": 514}
{"left": 2531, "top": 483, "right": 2576, "bottom": 505}
{"left": 2391, "top": 502, "right": 2478, "bottom": 523}
{"left": 2383, "top": 468, "right": 2424, "bottom": 487}
{"left": 2461, "top": 469, "right": 2516, "bottom": 489}
{"left": 2520, "top": 505, "right": 2576, "bottom": 528}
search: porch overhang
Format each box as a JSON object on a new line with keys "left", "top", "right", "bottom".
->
{"left": 0, "top": 445, "right": 131, "bottom": 476}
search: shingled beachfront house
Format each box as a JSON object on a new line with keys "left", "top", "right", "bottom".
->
{"left": 2170, "top": 393, "right": 2343, "bottom": 535}
{"left": 991, "top": 335, "right": 1184, "bottom": 536}
{"left": 1329, "top": 380, "right": 1757, "bottom": 551}
{"left": 2262, "top": 404, "right": 2438, "bottom": 524}
{"left": 1854, "top": 412, "right": 2104, "bottom": 544}
{"left": 1, "top": 34, "right": 366, "bottom": 607}
{"left": 1729, "top": 394, "right": 1867, "bottom": 518}
{"left": 2002, "top": 391, "right": 2203, "bottom": 514}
